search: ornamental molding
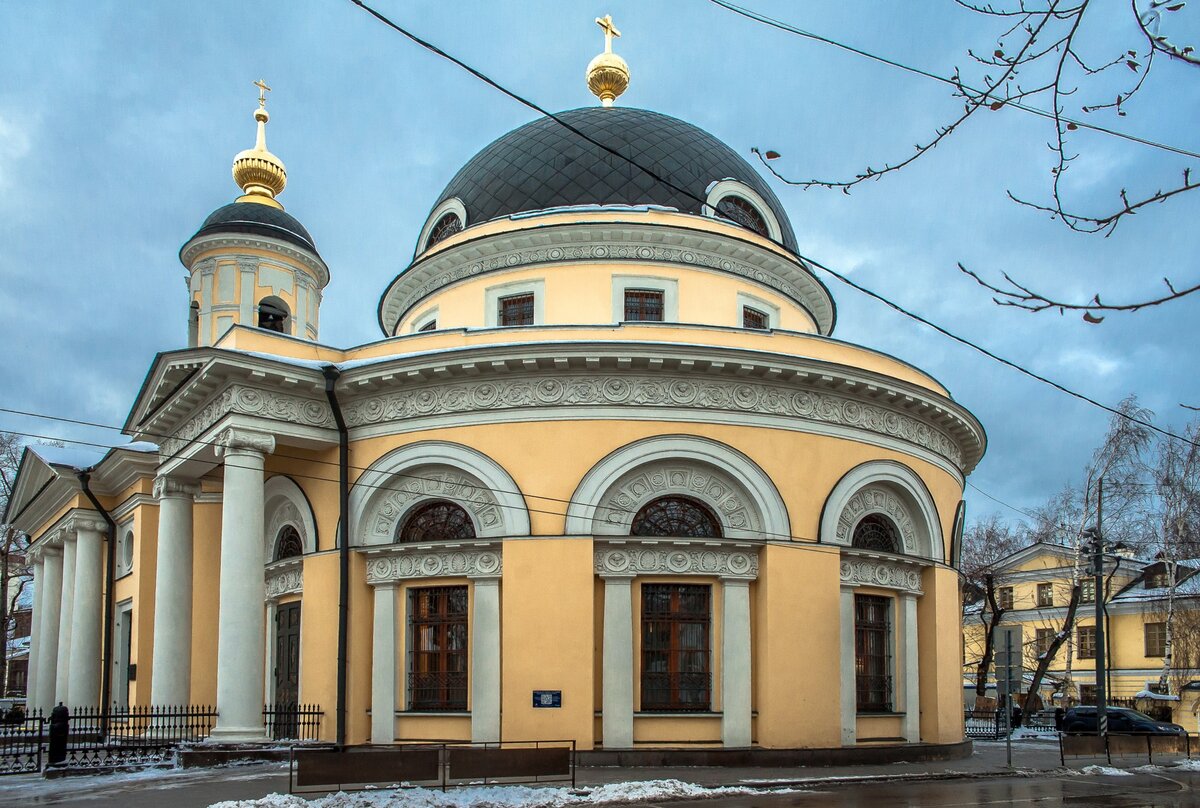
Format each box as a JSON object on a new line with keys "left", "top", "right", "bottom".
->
{"left": 593, "top": 540, "right": 759, "bottom": 580}
{"left": 180, "top": 233, "right": 330, "bottom": 288}
{"left": 161, "top": 384, "right": 333, "bottom": 458}
{"left": 363, "top": 543, "right": 502, "bottom": 584}
{"left": 341, "top": 369, "right": 968, "bottom": 472}
{"left": 215, "top": 426, "right": 277, "bottom": 457}
{"left": 59, "top": 512, "right": 106, "bottom": 539}
{"left": 362, "top": 466, "right": 503, "bottom": 545}
{"left": 379, "top": 220, "right": 834, "bottom": 335}
{"left": 153, "top": 476, "right": 201, "bottom": 500}
{"left": 839, "top": 554, "right": 924, "bottom": 594}
{"left": 598, "top": 464, "right": 757, "bottom": 534}
{"left": 835, "top": 486, "right": 918, "bottom": 554}
{"left": 265, "top": 558, "right": 304, "bottom": 600}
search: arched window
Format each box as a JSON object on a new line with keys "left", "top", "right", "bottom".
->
{"left": 274, "top": 525, "right": 304, "bottom": 561}
{"left": 716, "top": 195, "right": 769, "bottom": 238}
{"left": 851, "top": 514, "right": 901, "bottom": 554}
{"left": 426, "top": 213, "right": 463, "bottom": 248}
{"left": 631, "top": 496, "right": 722, "bottom": 538}
{"left": 397, "top": 500, "right": 476, "bottom": 543}
{"left": 258, "top": 296, "right": 290, "bottom": 333}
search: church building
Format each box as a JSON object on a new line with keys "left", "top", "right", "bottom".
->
{"left": 6, "top": 18, "right": 985, "bottom": 752}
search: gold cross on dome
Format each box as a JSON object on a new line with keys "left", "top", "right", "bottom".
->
{"left": 596, "top": 14, "right": 621, "bottom": 53}
{"left": 254, "top": 78, "right": 272, "bottom": 108}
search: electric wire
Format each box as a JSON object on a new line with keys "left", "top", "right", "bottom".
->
{"left": 343, "top": 0, "right": 1200, "bottom": 453}
{"left": 708, "top": 0, "right": 1200, "bottom": 161}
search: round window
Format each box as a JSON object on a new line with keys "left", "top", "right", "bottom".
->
{"left": 121, "top": 530, "right": 134, "bottom": 572}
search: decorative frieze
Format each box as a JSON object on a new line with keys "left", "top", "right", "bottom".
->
{"left": 835, "top": 486, "right": 918, "bottom": 553}
{"left": 162, "top": 385, "right": 332, "bottom": 457}
{"left": 839, "top": 557, "right": 923, "bottom": 594}
{"left": 265, "top": 559, "right": 303, "bottom": 600}
{"left": 362, "top": 468, "right": 503, "bottom": 545}
{"left": 364, "top": 545, "right": 502, "bottom": 584}
{"left": 593, "top": 542, "right": 758, "bottom": 580}
{"left": 600, "top": 465, "right": 755, "bottom": 531}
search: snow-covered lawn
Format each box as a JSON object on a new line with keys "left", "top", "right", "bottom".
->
{"left": 208, "top": 779, "right": 799, "bottom": 808}
{"left": 1079, "top": 765, "right": 1134, "bottom": 777}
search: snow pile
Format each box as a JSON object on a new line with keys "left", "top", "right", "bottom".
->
{"left": 1170, "top": 758, "right": 1200, "bottom": 771}
{"left": 208, "top": 779, "right": 796, "bottom": 808}
{"left": 1133, "top": 690, "right": 1180, "bottom": 701}
{"left": 1079, "top": 765, "right": 1134, "bottom": 777}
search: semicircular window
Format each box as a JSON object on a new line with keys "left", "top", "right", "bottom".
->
{"left": 631, "top": 496, "right": 722, "bottom": 538}
{"left": 716, "top": 195, "right": 769, "bottom": 238}
{"left": 426, "top": 212, "right": 464, "bottom": 249}
{"left": 398, "top": 500, "right": 477, "bottom": 543}
{"left": 274, "top": 524, "right": 304, "bottom": 561}
{"left": 851, "top": 514, "right": 901, "bottom": 554}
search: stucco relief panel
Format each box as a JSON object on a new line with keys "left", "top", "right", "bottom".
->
{"left": 835, "top": 486, "right": 919, "bottom": 553}
{"left": 602, "top": 466, "right": 755, "bottom": 531}
{"left": 363, "top": 466, "right": 503, "bottom": 545}
{"left": 593, "top": 543, "right": 758, "bottom": 580}
{"left": 365, "top": 547, "right": 502, "bottom": 584}
{"left": 265, "top": 561, "right": 303, "bottom": 600}
{"left": 839, "top": 557, "right": 923, "bottom": 594}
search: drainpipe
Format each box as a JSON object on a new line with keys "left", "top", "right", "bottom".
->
{"left": 323, "top": 365, "right": 349, "bottom": 748}
{"left": 78, "top": 471, "right": 117, "bottom": 717}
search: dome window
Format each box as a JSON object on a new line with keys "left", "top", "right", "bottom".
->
{"left": 631, "top": 496, "right": 722, "bottom": 538}
{"left": 397, "top": 500, "right": 477, "bottom": 543}
{"left": 427, "top": 212, "right": 463, "bottom": 248}
{"left": 716, "top": 195, "right": 769, "bottom": 238}
{"left": 258, "top": 296, "right": 290, "bottom": 333}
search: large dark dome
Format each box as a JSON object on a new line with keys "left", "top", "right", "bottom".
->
{"left": 188, "top": 201, "right": 318, "bottom": 255}
{"left": 432, "top": 107, "right": 796, "bottom": 250}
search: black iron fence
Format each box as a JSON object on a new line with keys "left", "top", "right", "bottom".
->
{"left": 0, "top": 708, "right": 43, "bottom": 775}
{"left": 62, "top": 704, "right": 218, "bottom": 769}
{"left": 264, "top": 703, "right": 324, "bottom": 741}
{"left": 964, "top": 709, "right": 1003, "bottom": 740}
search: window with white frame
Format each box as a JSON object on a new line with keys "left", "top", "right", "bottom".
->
{"left": 735, "top": 292, "right": 780, "bottom": 331}
{"left": 612, "top": 275, "right": 678, "bottom": 323}
{"left": 484, "top": 279, "right": 544, "bottom": 327}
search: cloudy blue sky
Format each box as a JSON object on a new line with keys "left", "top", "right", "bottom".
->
{"left": 1, "top": 1, "right": 1197, "bottom": 530}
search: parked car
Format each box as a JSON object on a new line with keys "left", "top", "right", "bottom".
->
{"left": 1063, "top": 706, "right": 1186, "bottom": 736}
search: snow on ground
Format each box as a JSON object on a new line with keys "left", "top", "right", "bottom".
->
{"left": 1079, "top": 765, "right": 1134, "bottom": 777}
{"left": 207, "top": 779, "right": 799, "bottom": 808}
{"left": 1170, "top": 758, "right": 1200, "bottom": 771}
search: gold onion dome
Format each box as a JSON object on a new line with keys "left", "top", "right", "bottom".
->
{"left": 232, "top": 79, "right": 287, "bottom": 208}
{"left": 587, "top": 15, "right": 629, "bottom": 107}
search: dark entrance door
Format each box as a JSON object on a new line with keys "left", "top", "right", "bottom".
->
{"left": 273, "top": 602, "right": 301, "bottom": 739}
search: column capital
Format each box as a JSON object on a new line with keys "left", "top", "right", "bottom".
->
{"left": 215, "top": 426, "right": 275, "bottom": 458}
{"left": 154, "top": 476, "right": 201, "bottom": 500}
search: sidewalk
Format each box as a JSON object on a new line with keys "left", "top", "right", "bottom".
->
{"left": 0, "top": 740, "right": 1066, "bottom": 808}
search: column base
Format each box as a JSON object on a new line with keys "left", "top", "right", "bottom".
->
{"left": 207, "top": 726, "right": 270, "bottom": 744}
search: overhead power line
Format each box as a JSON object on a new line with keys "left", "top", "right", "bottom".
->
{"left": 708, "top": 0, "right": 1200, "bottom": 161}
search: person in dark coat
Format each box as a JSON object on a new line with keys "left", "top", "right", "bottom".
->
{"left": 48, "top": 703, "right": 69, "bottom": 766}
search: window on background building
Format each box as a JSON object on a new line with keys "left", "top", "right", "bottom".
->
{"left": 631, "top": 496, "right": 722, "bottom": 538}
{"left": 426, "top": 212, "right": 463, "bottom": 248}
{"left": 397, "top": 501, "right": 476, "bottom": 543}
{"left": 408, "top": 586, "right": 468, "bottom": 711}
{"left": 851, "top": 514, "right": 901, "bottom": 554}
{"left": 1146, "top": 569, "right": 1170, "bottom": 589}
{"left": 274, "top": 525, "right": 304, "bottom": 562}
{"left": 641, "top": 583, "right": 711, "bottom": 711}
{"left": 855, "top": 594, "right": 892, "bottom": 712}
{"left": 742, "top": 306, "right": 769, "bottom": 330}
{"left": 1037, "top": 583, "right": 1054, "bottom": 607}
{"left": 498, "top": 293, "right": 535, "bottom": 326}
{"left": 997, "top": 586, "right": 1014, "bottom": 610}
{"left": 1146, "top": 621, "right": 1167, "bottom": 657}
{"left": 418, "top": 319, "right": 437, "bottom": 332}
{"left": 716, "top": 195, "right": 769, "bottom": 238}
{"left": 623, "top": 289, "right": 665, "bottom": 322}
{"left": 1081, "top": 579, "right": 1096, "bottom": 603}
{"left": 1077, "top": 625, "right": 1096, "bottom": 659}
{"left": 1080, "top": 684, "right": 1097, "bottom": 705}
{"left": 1035, "top": 627, "right": 1055, "bottom": 658}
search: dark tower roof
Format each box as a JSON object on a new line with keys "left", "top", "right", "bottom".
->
{"left": 430, "top": 107, "right": 797, "bottom": 250}
{"left": 188, "top": 202, "right": 319, "bottom": 255}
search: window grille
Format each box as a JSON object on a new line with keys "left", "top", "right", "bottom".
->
{"left": 397, "top": 501, "right": 476, "bottom": 543}
{"left": 1145, "top": 622, "right": 1167, "bottom": 657}
{"left": 851, "top": 514, "right": 901, "bottom": 554}
{"left": 716, "top": 195, "right": 769, "bottom": 237}
{"left": 418, "top": 319, "right": 437, "bottom": 332}
{"left": 409, "top": 586, "right": 468, "bottom": 711}
{"left": 274, "top": 525, "right": 303, "bottom": 561}
{"left": 641, "top": 583, "right": 711, "bottom": 711}
{"left": 498, "top": 293, "right": 535, "bottom": 326}
{"left": 426, "top": 213, "right": 463, "bottom": 248}
{"left": 742, "top": 306, "right": 768, "bottom": 330}
{"left": 631, "top": 496, "right": 721, "bottom": 538}
{"left": 623, "top": 289, "right": 665, "bottom": 322}
{"left": 854, "top": 594, "right": 891, "bottom": 712}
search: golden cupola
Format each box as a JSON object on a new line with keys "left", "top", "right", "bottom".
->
{"left": 232, "top": 79, "right": 288, "bottom": 208}
{"left": 586, "top": 14, "right": 629, "bottom": 106}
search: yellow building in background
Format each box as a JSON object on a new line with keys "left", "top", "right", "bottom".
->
{"left": 6, "top": 22, "right": 986, "bottom": 755}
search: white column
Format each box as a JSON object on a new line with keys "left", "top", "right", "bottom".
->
{"left": 901, "top": 593, "right": 920, "bottom": 742}
{"left": 36, "top": 547, "right": 62, "bottom": 713}
{"left": 601, "top": 576, "right": 634, "bottom": 749}
{"left": 470, "top": 577, "right": 501, "bottom": 743}
{"left": 68, "top": 519, "right": 105, "bottom": 708}
{"left": 26, "top": 555, "right": 44, "bottom": 710}
{"left": 721, "top": 578, "right": 752, "bottom": 748}
{"left": 839, "top": 586, "right": 857, "bottom": 745}
{"left": 210, "top": 427, "right": 274, "bottom": 742}
{"left": 55, "top": 533, "right": 77, "bottom": 706}
{"left": 371, "top": 583, "right": 397, "bottom": 744}
{"left": 150, "top": 477, "right": 199, "bottom": 706}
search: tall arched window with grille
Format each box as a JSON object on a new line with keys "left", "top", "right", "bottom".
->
{"left": 631, "top": 496, "right": 722, "bottom": 538}
{"left": 397, "top": 500, "right": 477, "bottom": 543}
{"left": 851, "top": 513, "right": 901, "bottom": 554}
{"left": 274, "top": 524, "right": 304, "bottom": 561}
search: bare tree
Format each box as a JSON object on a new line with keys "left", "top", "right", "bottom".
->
{"left": 961, "top": 514, "right": 1025, "bottom": 705}
{"left": 0, "top": 432, "right": 32, "bottom": 696}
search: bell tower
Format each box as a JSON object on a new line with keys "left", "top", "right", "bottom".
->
{"left": 179, "top": 81, "right": 329, "bottom": 347}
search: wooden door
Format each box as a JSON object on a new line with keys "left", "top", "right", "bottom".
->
{"left": 273, "top": 602, "right": 301, "bottom": 738}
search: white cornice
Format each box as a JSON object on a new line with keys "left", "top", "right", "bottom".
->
{"left": 377, "top": 219, "right": 836, "bottom": 337}
{"left": 110, "top": 493, "right": 157, "bottom": 522}
{"left": 180, "top": 233, "right": 330, "bottom": 288}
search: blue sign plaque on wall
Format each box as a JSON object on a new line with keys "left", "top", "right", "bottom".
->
{"left": 532, "top": 690, "right": 562, "bottom": 708}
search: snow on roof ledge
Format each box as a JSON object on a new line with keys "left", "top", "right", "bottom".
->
{"left": 1134, "top": 689, "right": 1180, "bottom": 701}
